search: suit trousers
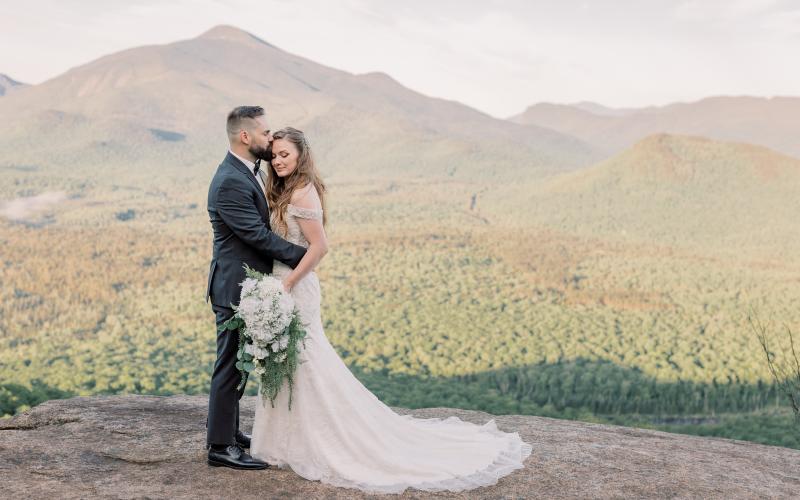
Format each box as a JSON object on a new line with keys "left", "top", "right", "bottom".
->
{"left": 206, "top": 303, "right": 248, "bottom": 446}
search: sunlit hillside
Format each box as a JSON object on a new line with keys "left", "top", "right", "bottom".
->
{"left": 490, "top": 134, "right": 800, "bottom": 254}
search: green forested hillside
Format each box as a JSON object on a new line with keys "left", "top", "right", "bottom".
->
{"left": 1, "top": 26, "right": 798, "bottom": 450}
{"left": 2, "top": 139, "right": 799, "bottom": 448}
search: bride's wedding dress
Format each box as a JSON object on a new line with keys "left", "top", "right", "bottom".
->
{"left": 250, "top": 204, "right": 532, "bottom": 494}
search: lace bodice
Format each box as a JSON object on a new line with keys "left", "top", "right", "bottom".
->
{"left": 269, "top": 202, "right": 324, "bottom": 327}
{"left": 272, "top": 203, "right": 324, "bottom": 248}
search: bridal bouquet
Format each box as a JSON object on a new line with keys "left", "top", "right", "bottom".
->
{"left": 219, "top": 265, "right": 307, "bottom": 409}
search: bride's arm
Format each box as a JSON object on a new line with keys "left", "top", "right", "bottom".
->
{"left": 282, "top": 185, "right": 328, "bottom": 292}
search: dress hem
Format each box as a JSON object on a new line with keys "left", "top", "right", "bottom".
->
{"left": 256, "top": 416, "right": 532, "bottom": 495}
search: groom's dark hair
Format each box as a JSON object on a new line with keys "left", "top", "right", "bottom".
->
{"left": 226, "top": 105, "right": 265, "bottom": 139}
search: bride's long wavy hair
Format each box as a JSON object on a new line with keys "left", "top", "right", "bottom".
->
{"left": 266, "top": 127, "right": 327, "bottom": 236}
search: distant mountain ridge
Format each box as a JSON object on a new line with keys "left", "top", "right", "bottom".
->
{"left": 0, "top": 25, "right": 599, "bottom": 180}
{"left": 0, "top": 74, "right": 26, "bottom": 96}
{"left": 568, "top": 101, "right": 641, "bottom": 117}
{"left": 510, "top": 96, "right": 800, "bottom": 159}
{"left": 3, "top": 25, "right": 797, "bottom": 235}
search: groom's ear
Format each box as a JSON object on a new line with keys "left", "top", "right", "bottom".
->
{"left": 239, "top": 128, "right": 250, "bottom": 145}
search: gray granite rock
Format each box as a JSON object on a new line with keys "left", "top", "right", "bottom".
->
{"left": 0, "top": 395, "right": 797, "bottom": 499}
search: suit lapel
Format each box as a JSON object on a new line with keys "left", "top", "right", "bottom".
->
{"left": 224, "top": 151, "right": 264, "bottom": 197}
{"left": 223, "top": 152, "right": 270, "bottom": 221}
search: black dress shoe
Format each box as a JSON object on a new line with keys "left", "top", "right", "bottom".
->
{"left": 235, "top": 430, "right": 251, "bottom": 449}
{"left": 208, "top": 445, "right": 269, "bottom": 470}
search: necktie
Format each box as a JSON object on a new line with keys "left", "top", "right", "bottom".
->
{"left": 254, "top": 162, "right": 267, "bottom": 200}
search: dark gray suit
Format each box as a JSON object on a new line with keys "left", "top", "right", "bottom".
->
{"left": 205, "top": 151, "right": 306, "bottom": 446}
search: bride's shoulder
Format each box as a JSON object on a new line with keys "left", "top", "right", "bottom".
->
{"left": 287, "top": 183, "right": 323, "bottom": 221}
{"left": 290, "top": 183, "right": 321, "bottom": 210}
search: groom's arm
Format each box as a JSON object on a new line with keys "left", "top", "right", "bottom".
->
{"left": 216, "top": 177, "right": 306, "bottom": 268}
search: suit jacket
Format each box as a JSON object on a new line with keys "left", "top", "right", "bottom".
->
{"left": 206, "top": 151, "right": 307, "bottom": 307}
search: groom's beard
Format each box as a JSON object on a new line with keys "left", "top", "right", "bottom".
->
{"left": 249, "top": 143, "right": 272, "bottom": 162}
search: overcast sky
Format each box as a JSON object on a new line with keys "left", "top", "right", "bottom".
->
{"left": 0, "top": 0, "right": 798, "bottom": 117}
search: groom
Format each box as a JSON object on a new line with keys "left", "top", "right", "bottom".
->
{"left": 205, "top": 106, "right": 307, "bottom": 470}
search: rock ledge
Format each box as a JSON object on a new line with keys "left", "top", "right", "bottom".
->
{"left": 1, "top": 395, "right": 797, "bottom": 498}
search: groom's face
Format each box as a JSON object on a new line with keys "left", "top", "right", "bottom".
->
{"left": 245, "top": 115, "right": 274, "bottom": 161}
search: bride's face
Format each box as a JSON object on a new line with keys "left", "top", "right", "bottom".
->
{"left": 270, "top": 138, "right": 299, "bottom": 178}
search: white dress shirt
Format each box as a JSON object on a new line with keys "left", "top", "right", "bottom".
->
{"left": 229, "top": 149, "right": 266, "bottom": 193}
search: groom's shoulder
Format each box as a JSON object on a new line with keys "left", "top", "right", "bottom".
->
{"left": 212, "top": 164, "right": 249, "bottom": 191}
{"left": 216, "top": 152, "right": 236, "bottom": 171}
{"left": 213, "top": 155, "right": 241, "bottom": 179}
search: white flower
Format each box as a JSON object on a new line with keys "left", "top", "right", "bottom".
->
{"left": 240, "top": 277, "right": 259, "bottom": 298}
{"left": 236, "top": 274, "right": 299, "bottom": 375}
{"left": 253, "top": 366, "right": 266, "bottom": 377}
{"left": 243, "top": 343, "right": 269, "bottom": 360}
{"left": 278, "top": 336, "right": 290, "bottom": 350}
{"left": 251, "top": 329, "right": 275, "bottom": 344}
{"left": 237, "top": 296, "right": 261, "bottom": 324}
{"left": 257, "top": 276, "right": 284, "bottom": 302}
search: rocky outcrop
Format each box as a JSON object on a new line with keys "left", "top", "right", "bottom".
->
{"left": 1, "top": 395, "right": 797, "bottom": 498}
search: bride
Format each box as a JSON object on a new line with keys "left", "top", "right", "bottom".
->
{"left": 250, "top": 127, "right": 532, "bottom": 494}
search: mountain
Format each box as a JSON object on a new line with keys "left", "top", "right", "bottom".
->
{"left": 569, "top": 101, "right": 640, "bottom": 117}
{"left": 0, "top": 25, "right": 598, "bottom": 181}
{"left": 489, "top": 134, "right": 800, "bottom": 251}
{"left": 0, "top": 74, "right": 26, "bottom": 96}
{"left": 509, "top": 96, "right": 800, "bottom": 159}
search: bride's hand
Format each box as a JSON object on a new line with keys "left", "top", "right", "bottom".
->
{"left": 282, "top": 277, "right": 296, "bottom": 293}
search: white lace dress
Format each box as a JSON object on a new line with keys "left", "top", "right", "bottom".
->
{"left": 250, "top": 203, "right": 532, "bottom": 495}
